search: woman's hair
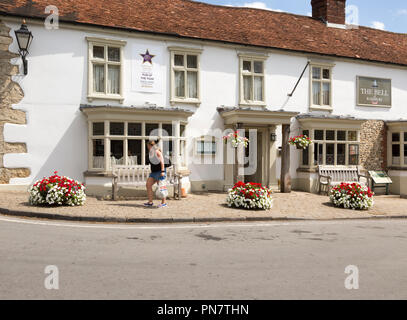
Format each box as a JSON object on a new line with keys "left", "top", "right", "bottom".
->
{"left": 148, "top": 140, "right": 161, "bottom": 152}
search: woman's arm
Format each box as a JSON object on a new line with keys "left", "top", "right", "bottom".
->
{"left": 156, "top": 150, "right": 165, "bottom": 175}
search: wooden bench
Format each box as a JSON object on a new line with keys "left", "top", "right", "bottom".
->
{"left": 318, "top": 165, "right": 369, "bottom": 194}
{"left": 112, "top": 165, "right": 181, "bottom": 200}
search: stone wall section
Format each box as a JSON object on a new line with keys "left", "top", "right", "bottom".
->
{"left": 0, "top": 20, "right": 29, "bottom": 184}
{"left": 360, "top": 120, "right": 386, "bottom": 171}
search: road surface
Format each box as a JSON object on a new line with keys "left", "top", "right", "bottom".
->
{"left": 1, "top": 216, "right": 406, "bottom": 299}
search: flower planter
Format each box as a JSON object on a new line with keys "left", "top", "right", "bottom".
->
{"left": 329, "top": 182, "right": 374, "bottom": 210}
{"left": 226, "top": 181, "right": 273, "bottom": 210}
{"left": 289, "top": 135, "right": 312, "bottom": 149}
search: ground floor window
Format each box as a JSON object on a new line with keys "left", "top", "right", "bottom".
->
{"left": 301, "top": 129, "right": 360, "bottom": 167}
{"left": 89, "top": 120, "right": 187, "bottom": 171}
{"left": 390, "top": 131, "right": 407, "bottom": 166}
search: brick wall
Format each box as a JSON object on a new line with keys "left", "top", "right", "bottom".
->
{"left": 360, "top": 120, "right": 386, "bottom": 171}
{"left": 0, "top": 20, "right": 29, "bottom": 184}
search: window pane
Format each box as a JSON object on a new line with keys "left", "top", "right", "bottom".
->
{"left": 404, "top": 144, "right": 407, "bottom": 165}
{"left": 337, "top": 131, "right": 346, "bottom": 141}
{"left": 162, "top": 140, "right": 173, "bottom": 159}
{"left": 349, "top": 144, "right": 359, "bottom": 165}
{"left": 312, "top": 81, "right": 321, "bottom": 105}
{"left": 108, "top": 47, "right": 120, "bottom": 62}
{"left": 162, "top": 124, "right": 173, "bottom": 137}
{"left": 326, "top": 130, "right": 335, "bottom": 141}
{"left": 312, "top": 67, "right": 321, "bottom": 79}
{"left": 146, "top": 123, "right": 159, "bottom": 137}
{"left": 175, "top": 71, "right": 185, "bottom": 97}
{"left": 302, "top": 147, "right": 309, "bottom": 166}
{"left": 93, "top": 46, "right": 104, "bottom": 59}
{"left": 187, "top": 55, "right": 197, "bottom": 68}
{"left": 348, "top": 131, "right": 357, "bottom": 141}
{"left": 243, "top": 60, "right": 251, "bottom": 72}
{"left": 110, "top": 122, "right": 124, "bottom": 136}
{"left": 174, "top": 54, "right": 184, "bottom": 66}
{"left": 180, "top": 140, "right": 187, "bottom": 167}
{"left": 110, "top": 140, "right": 124, "bottom": 165}
{"left": 323, "top": 69, "right": 330, "bottom": 79}
{"left": 93, "top": 64, "right": 105, "bottom": 93}
{"left": 404, "top": 132, "right": 407, "bottom": 142}
{"left": 254, "top": 61, "right": 263, "bottom": 74}
{"left": 303, "top": 130, "right": 309, "bottom": 137}
{"left": 107, "top": 65, "right": 120, "bottom": 94}
{"left": 322, "top": 82, "right": 330, "bottom": 105}
{"left": 314, "top": 143, "right": 323, "bottom": 165}
{"left": 92, "top": 139, "right": 104, "bottom": 169}
{"left": 253, "top": 76, "right": 263, "bottom": 101}
{"left": 326, "top": 144, "right": 335, "bottom": 165}
{"left": 93, "top": 122, "right": 104, "bottom": 136}
{"left": 180, "top": 125, "right": 186, "bottom": 137}
{"left": 243, "top": 76, "right": 252, "bottom": 100}
{"left": 315, "top": 130, "right": 324, "bottom": 140}
{"left": 187, "top": 71, "right": 198, "bottom": 98}
{"left": 128, "top": 140, "right": 141, "bottom": 165}
{"left": 128, "top": 123, "right": 142, "bottom": 136}
{"left": 337, "top": 144, "right": 346, "bottom": 165}
{"left": 392, "top": 133, "right": 400, "bottom": 142}
{"left": 392, "top": 144, "right": 400, "bottom": 157}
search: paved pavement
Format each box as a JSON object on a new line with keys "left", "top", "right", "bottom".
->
{"left": 1, "top": 191, "right": 407, "bottom": 222}
{"left": 0, "top": 217, "right": 407, "bottom": 299}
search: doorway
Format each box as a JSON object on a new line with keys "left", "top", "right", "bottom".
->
{"left": 244, "top": 130, "right": 263, "bottom": 184}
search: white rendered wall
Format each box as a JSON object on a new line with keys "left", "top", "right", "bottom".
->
{"left": 3, "top": 21, "right": 407, "bottom": 187}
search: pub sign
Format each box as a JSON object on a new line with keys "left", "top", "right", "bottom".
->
{"left": 357, "top": 76, "right": 392, "bottom": 107}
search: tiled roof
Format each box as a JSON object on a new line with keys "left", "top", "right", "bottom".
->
{"left": 2, "top": 0, "right": 407, "bottom": 66}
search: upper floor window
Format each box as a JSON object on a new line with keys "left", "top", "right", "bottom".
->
{"left": 239, "top": 55, "right": 267, "bottom": 106}
{"left": 169, "top": 47, "right": 202, "bottom": 105}
{"left": 86, "top": 37, "right": 126, "bottom": 103}
{"left": 310, "top": 64, "right": 333, "bottom": 110}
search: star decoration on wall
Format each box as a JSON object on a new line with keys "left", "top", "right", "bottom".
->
{"left": 140, "top": 49, "right": 155, "bottom": 64}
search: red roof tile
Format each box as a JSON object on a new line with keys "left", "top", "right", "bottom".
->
{"left": 2, "top": 0, "right": 407, "bottom": 66}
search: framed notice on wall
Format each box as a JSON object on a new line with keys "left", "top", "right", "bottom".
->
{"left": 357, "top": 76, "right": 392, "bottom": 107}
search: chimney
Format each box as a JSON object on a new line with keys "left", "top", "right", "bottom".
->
{"left": 311, "top": 0, "right": 346, "bottom": 25}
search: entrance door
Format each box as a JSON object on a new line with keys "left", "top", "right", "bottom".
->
{"left": 245, "top": 131, "right": 263, "bottom": 184}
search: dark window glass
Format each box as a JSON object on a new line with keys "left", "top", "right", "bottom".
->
{"left": 180, "top": 125, "right": 186, "bottom": 137}
{"left": 110, "top": 122, "right": 124, "bottom": 136}
{"left": 146, "top": 123, "right": 159, "bottom": 137}
{"left": 108, "top": 47, "right": 120, "bottom": 62}
{"left": 93, "top": 122, "right": 104, "bottom": 136}
{"left": 326, "top": 130, "right": 335, "bottom": 141}
{"left": 253, "top": 61, "right": 263, "bottom": 74}
{"left": 314, "top": 143, "right": 323, "bottom": 165}
{"left": 349, "top": 144, "right": 359, "bottom": 165}
{"left": 323, "top": 68, "right": 330, "bottom": 79}
{"left": 326, "top": 143, "right": 335, "bottom": 165}
{"left": 93, "top": 46, "right": 104, "bottom": 59}
{"left": 302, "top": 147, "right": 309, "bottom": 166}
{"left": 337, "top": 144, "right": 346, "bottom": 165}
{"left": 303, "top": 130, "right": 309, "bottom": 137}
{"left": 174, "top": 54, "right": 184, "bottom": 66}
{"left": 348, "top": 131, "right": 357, "bottom": 141}
{"left": 404, "top": 132, "right": 407, "bottom": 142}
{"left": 337, "top": 131, "right": 346, "bottom": 141}
{"left": 315, "top": 130, "right": 324, "bottom": 140}
{"left": 405, "top": 145, "right": 407, "bottom": 157}
{"left": 392, "top": 144, "right": 400, "bottom": 157}
{"left": 162, "top": 140, "right": 173, "bottom": 159}
{"left": 92, "top": 139, "right": 104, "bottom": 169}
{"left": 110, "top": 140, "right": 123, "bottom": 161}
{"left": 162, "top": 124, "right": 173, "bottom": 137}
{"left": 187, "top": 55, "right": 197, "bottom": 68}
{"left": 128, "top": 123, "right": 142, "bottom": 136}
{"left": 392, "top": 133, "right": 400, "bottom": 142}
{"left": 128, "top": 140, "right": 141, "bottom": 165}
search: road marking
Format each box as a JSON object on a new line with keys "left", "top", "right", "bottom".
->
{"left": 0, "top": 215, "right": 404, "bottom": 231}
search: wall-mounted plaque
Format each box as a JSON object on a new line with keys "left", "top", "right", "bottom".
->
{"left": 357, "top": 76, "right": 392, "bottom": 107}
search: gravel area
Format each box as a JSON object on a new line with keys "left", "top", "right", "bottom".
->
{"left": 0, "top": 191, "right": 407, "bottom": 222}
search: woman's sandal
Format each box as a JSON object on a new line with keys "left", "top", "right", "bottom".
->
{"left": 144, "top": 202, "right": 154, "bottom": 207}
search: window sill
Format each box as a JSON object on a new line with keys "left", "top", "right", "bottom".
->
{"left": 87, "top": 94, "right": 124, "bottom": 103}
{"left": 239, "top": 102, "right": 266, "bottom": 107}
{"left": 170, "top": 98, "right": 201, "bottom": 106}
{"left": 309, "top": 105, "right": 333, "bottom": 112}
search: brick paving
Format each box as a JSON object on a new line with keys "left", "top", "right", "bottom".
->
{"left": 0, "top": 191, "right": 407, "bottom": 222}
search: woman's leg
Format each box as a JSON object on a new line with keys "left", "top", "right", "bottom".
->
{"left": 146, "top": 177, "right": 156, "bottom": 203}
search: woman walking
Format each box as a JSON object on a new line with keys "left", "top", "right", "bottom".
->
{"left": 144, "top": 140, "right": 167, "bottom": 208}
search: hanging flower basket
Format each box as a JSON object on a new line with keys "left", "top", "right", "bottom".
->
{"left": 223, "top": 131, "right": 249, "bottom": 148}
{"left": 288, "top": 135, "right": 312, "bottom": 150}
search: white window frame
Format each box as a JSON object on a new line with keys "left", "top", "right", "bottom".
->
{"left": 194, "top": 136, "right": 217, "bottom": 156}
{"left": 387, "top": 123, "right": 407, "bottom": 168}
{"left": 87, "top": 37, "right": 126, "bottom": 103}
{"left": 88, "top": 120, "right": 188, "bottom": 172}
{"left": 169, "top": 47, "right": 202, "bottom": 106}
{"left": 239, "top": 54, "right": 267, "bottom": 106}
{"left": 309, "top": 62, "right": 334, "bottom": 111}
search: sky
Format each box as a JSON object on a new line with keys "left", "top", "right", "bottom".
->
{"left": 197, "top": 0, "right": 407, "bottom": 33}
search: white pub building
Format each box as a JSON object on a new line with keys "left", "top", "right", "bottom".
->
{"left": 0, "top": 0, "right": 406, "bottom": 197}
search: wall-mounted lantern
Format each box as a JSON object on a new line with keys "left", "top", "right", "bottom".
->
{"left": 14, "top": 20, "right": 33, "bottom": 75}
{"left": 270, "top": 132, "right": 277, "bottom": 142}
